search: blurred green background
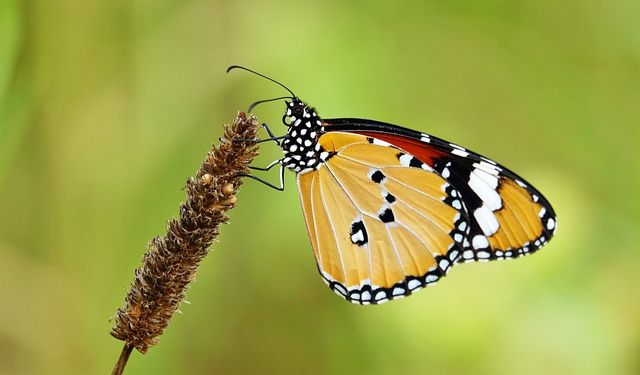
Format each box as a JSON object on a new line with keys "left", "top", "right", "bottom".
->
{"left": 1, "top": 1, "right": 639, "bottom": 374}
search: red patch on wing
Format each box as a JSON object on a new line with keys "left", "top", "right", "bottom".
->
{"left": 357, "top": 131, "right": 447, "bottom": 167}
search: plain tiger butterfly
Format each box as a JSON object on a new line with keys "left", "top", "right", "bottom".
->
{"left": 228, "top": 66, "right": 557, "bottom": 305}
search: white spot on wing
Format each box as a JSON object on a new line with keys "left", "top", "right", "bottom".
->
{"left": 474, "top": 205, "right": 500, "bottom": 236}
{"left": 407, "top": 279, "right": 421, "bottom": 290}
{"left": 451, "top": 148, "right": 469, "bottom": 157}
{"left": 398, "top": 154, "right": 413, "bottom": 167}
{"left": 475, "top": 168, "right": 499, "bottom": 188}
{"left": 449, "top": 250, "right": 459, "bottom": 261}
{"left": 539, "top": 207, "right": 546, "bottom": 218}
{"left": 361, "top": 291, "right": 371, "bottom": 301}
{"left": 351, "top": 230, "right": 364, "bottom": 243}
{"left": 477, "top": 251, "right": 491, "bottom": 259}
{"left": 468, "top": 170, "right": 502, "bottom": 211}
{"left": 371, "top": 138, "right": 391, "bottom": 147}
{"left": 481, "top": 156, "right": 497, "bottom": 165}
{"left": 546, "top": 218, "right": 556, "bottom": 230}
{"left": 439, "top": 258, "right": 450, "bottom": 270}
{"left": 452, "top": 199, "right": 462, "bottom": 210}
{"left": 442, "top": 167, "right": 450, "bottom": 179}
{"left": 334, "top": 283, "right": 347, "bottom": 296}
{"left": 472, "top": 235, "right": 489, "bottom": 249}
{"left": 473, "top": 161, "right": 501, "bottom": 176}
{"left": 425, "top": 274, "right": 438, "bottom": 283}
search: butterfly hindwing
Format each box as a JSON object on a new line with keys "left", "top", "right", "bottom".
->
{"left": 324, "top": 118, "right": 557, "bottom": 263}
{"left": 297, "top": 132, "right": 468, "bottom": 304}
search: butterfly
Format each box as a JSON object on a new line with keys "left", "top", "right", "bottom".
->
{"left": 228, "top": 66, "right": 557, "bottom": 305}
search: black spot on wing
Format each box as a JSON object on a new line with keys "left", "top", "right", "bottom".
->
{"left": 383, "top": 192, "right": 396, "bottom": 204}
{"left": 409, "top": 157, "right": 423, "bottom": 168}
{"left": 350, "top": 220, "right": 368, "bottom": 246}
{"left": 370, "top": 170, "right": 385, "bottom": 183}
{"left": 378, "top": 208, "right": 395, "bottom": 223}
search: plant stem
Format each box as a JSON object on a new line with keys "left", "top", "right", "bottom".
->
{"left": 111, "top": 343, "right": 133, "bottom": 375}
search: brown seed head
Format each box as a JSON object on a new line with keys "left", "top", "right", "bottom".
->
{"left": 110, "top": 112, "right": 260, "bottom": 353}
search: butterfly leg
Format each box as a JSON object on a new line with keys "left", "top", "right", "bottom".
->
{"left": 232, "top": 135, "right": 287, "bottom": 144}
{"left": 241, "top": 161, "right": 285, "bottom": 191}
{"left": 261, "top": 123, "right": 282, "bottom": 146}
{"left": 249, "top": 158, "right": 282, "bottom": 171}
{"left": 231, "top": 123, "right": 285, "bottom": 144}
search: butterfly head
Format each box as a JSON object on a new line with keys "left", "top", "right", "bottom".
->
{"left": 283, "top": 98, "right": 321, "bottom": 127}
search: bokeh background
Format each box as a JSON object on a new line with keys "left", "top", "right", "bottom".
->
{"left": 1, "top": 1, "right": 639, "bottom": 374}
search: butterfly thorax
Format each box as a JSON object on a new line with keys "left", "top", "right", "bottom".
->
{"left": 281, "top": 98, "right": 331, "bottom": 173}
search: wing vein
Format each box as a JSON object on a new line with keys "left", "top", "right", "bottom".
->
{"left": 322, "top": 161, "right": 405, "bottom": 281}
{"left": 384, "top": 224, "right": 408, "bottom": 283}
{"left": 394, "top": 193, "right": 455, "bottom": 235}
{"left": 307, "top": 174, "right": 324, "bottom": 271}
{"left": 317, "top": 170, "right": 348, "bottom": 285}
{"left": 393, "top": 207, "right": 440, "bottom": 258}
{"left": 393, "top": 220, "right": 434, "bottom": 274}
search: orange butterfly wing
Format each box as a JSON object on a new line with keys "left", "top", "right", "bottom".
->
{"left": 324, "top": 118, "right": 557, "bottom": 263}
{"left": 297, "top": 132, "right": 468, "bottom": 304}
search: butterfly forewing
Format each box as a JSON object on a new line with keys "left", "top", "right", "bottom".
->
{"left": 324, "top": 118, "right": 557, "bottom": 263}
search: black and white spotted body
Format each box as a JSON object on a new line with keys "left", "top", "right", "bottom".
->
{"left": 280, "top": 99, "right": 331, "bottom": 173}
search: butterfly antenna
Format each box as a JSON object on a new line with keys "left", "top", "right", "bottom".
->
{"left": 226, "top": 65, "right": 296, "bottom": 98}
{"left": 247, "top": 96, "right": 292, "bottom": 112}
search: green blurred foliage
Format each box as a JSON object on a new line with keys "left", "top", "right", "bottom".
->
{"left": 0, "top": 1, "right": 639, "bottom": 374}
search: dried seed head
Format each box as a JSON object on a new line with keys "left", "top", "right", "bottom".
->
{"left": 201, "top": 173, "right": 213, "bottom": 185}
{"left": 223, "top": 196, "right": 237, "bottom": 205}
{"left": 221, "top": 183, "right": 235, "bottom": 196}
{"left": 110, "top": 112, "right": 260, "bottom": 353}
